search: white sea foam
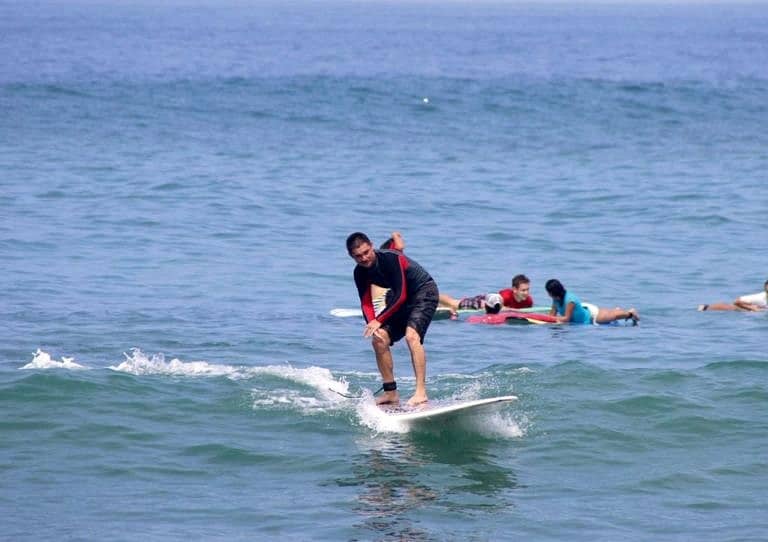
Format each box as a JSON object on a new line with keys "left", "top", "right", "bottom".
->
{"left": 449, "top": 380, "right": 488, "bottom": 401}
{"left": 470, "top": 411, "right": 525, "bottom": 439}
{"left": 246, "top": 364, "right": 351, "bottom": 399}
{"left": 20, "top": 349, "right": 87, "bottom": 370}
{"left": 356, "top": 385, "right": 526, "bottom": 437}
{"left": 356, "top": 389, "right": 410, "bottom": 434}
{"left": 110, "top": 348, "right": 238, "bottom": 377}
{"left": 109, "top": 349, "right": 354, "bottom": 414}
{"left": 247, "top": 364, "right": 352, "bottom": 414}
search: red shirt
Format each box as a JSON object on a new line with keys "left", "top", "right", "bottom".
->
{"left": 499, "top": 288, "right": 533, "bottom": 309}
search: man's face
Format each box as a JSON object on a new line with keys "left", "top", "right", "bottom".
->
{"left": 512, "top": 282, "right": 530, "bottom": 301}
{"left": 349, "top": 242, "right": 376, "bottom": 268}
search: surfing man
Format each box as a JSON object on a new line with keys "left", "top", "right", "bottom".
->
{"left": 545, "top": 279, "right": 639, "bottom": 325}
{"left": 698, "top": 279, "right": 768, "bottom": 312}
{"left": 439, "top": 274, "right": 535, "bottom": 316}
{"left": 347, "top": 232, "right": 439, "bottom": 407}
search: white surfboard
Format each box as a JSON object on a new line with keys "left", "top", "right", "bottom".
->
{"left": 330, "top": 307, "right": 457, "bottom": 320}
{"left": 330, "top": 306, "right": 550, "bottom": 319}
{"left": 380, "top": 395, "right": 517, "bottom": 424}
{"left": 329, "top": 308, "right": 364, "bottom": 318}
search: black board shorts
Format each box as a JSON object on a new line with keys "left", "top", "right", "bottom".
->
{"left": 458, "top": 294, "right": 485, "bottom": 310}
{"left": 382, "top": 280, "right": 439, "bottom": 345}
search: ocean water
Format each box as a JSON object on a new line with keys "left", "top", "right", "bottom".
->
{"left": 2, "top": 1, "right": 768, "bottom": 540}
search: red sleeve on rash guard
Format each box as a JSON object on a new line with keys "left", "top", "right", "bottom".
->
{"left": 354, "top": 266, "right": 377, "bottom": 323}
{"left": 361, "top": 288, "right": 376, "bottom": 322}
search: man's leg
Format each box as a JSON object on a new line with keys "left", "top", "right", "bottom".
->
{"left": 404, "top": 326, "right": 428, "bottom": 406}
{"left": 371, "top": 328, "right": 399, "bottom": 405}
{"left": 595, "top": 306, "right": 639, "bottom": 324}
{"left": 699, "top": 302, "right": 740, "bottom": 311}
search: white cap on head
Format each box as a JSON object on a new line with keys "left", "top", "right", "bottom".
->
{"left": 485, "top": 293, "right": 503, "bottom": 311}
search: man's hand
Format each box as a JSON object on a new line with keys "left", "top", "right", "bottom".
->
{"left": 364, "top": 319, "right": 383, "bottom": 338}
{"left": 390, "top": 231, "right": 405, "bottom": 251}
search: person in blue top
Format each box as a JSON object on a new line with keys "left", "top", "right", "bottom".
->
{"left": 545, "top": 279, "right": 639, "bottom": 325}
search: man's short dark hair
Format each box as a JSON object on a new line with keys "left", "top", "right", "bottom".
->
{"left": 346, "top": 232, "right": 371, "bottom": 253}
{"left": 512, "top": 274, "right": 530, "bottom": 288}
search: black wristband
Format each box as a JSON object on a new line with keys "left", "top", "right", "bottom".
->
{"left": 382, "top": 381, "right": 397, "bottom": 392}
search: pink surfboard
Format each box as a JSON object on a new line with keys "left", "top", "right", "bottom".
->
{"left": 467, "top": 310, "right": 558, "bottom": 325}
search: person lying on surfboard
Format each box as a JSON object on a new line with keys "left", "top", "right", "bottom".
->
{"left": 347, "top": 232, "right": 439, "bottom": 407}
{"left": 438, "top": 274, "right": 535, "bottom": 317}
{"left": 697, "top": 279, "right": 768, "bottom": 312}
{"left": 466, "top": 294, "right": 558, "bottom": 324}
{"left": 545, "top": 278, "right": 639, "bottom": 325}
{"left": 483, "top": 293, "right": 504, "bottom": 314}
{"left": 377, "top": 233, "right": 533, "bottom": 317}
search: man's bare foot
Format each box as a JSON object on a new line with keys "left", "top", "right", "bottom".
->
{"left": 406, "top": 393, "right": 428, "bottom": 407}
{"left": 627, "top": 308, "right": 639, "bottom": 325}
{"left": 376, "top": 391, "right": 400, "bottom": 406}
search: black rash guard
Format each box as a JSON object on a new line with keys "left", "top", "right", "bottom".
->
{"left": 353, "top": 249, "right": 435, "bottom": 324}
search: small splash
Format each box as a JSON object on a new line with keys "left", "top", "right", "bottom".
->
{"left": 357, "top": 390, "right": 410, "bottom": 434}
{"left": 110, "top": 348, "right": 236, "bottom": 377}
{"left": 355, "top": 388, "right": 525, "bottom": 438}
{"left": 20, "top": 349, "right": 87, "bottom": 370}
{"left": 449, "top": 380, "right": 488, "bottom": 401}
{"left": 247, "top": 364, "right": 352, "bottom": 414}
{"left": 475, "top": 411, "right": 525, "bottom": 439}
{"left": 246, "top": 364, "right": 350, "bottom": 400}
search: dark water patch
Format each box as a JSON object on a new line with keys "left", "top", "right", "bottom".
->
{"left": 94, "top": 465, "right": 139, "bottom": 478}
{"left": 140, "top": 465, "right": 209, "bottom": 478}
{"left": 38, "top": 84, "right": 92, "bottom": 98}
{"left": 653, "top": 414, "right": 749, "bottom": 438}
{"left": 53, "top": 422, "right": 163, "bottom": 445}
{"left": 684, "top": 500, "right": 731, "bottom": 511}
{"left": 152, "top": 181, "right": 184, "bottom": 191}
{"left": 703, "top": 359, "right": 768, "bottom": 372}
{"left": 181, "top": 443, "right": 273, "bottom": 466}
{"left": 617, "top": 82, "right": 667, "bottom": 94}
{"left": 606, "top": 394, "right": 688, "bottom": 417}
{"left": 540, "top": 361, "right": 629, "bottom": 394}
{"left": 714, "top": 386, "right": 768, "bottom": 403}
{"left": 0, "top": 420, "right": 58, "bottom": 431}
{"left": 637, "top": 471, "right": 714, "bottom": 492}
{"left": 2, "top": 372, "right": 101, "bottom": 403}
{"left": 35, "top": 190, "right": 68, "bottom": 199}
{"left": 639, "top": 369, "right": 696, "bottom": 386}
{"left": 677, "top": 214, "right": 733, "bottom": 226}
{"left": 569, "top": 424, "right": 652, "bottom": 457}
{"left": 708, "top": 461, "right": 768, "bottom": 479}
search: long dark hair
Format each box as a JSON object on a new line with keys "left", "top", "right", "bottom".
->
{"left": 545, "top": 279, "right": 566, "bottom": 300}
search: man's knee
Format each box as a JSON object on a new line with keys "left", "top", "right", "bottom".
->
{"left": 371, "top": 331, "right": 391, "bottom": 352}
{"left": 404, "top": 327, "right": 422, "bottom": 346}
